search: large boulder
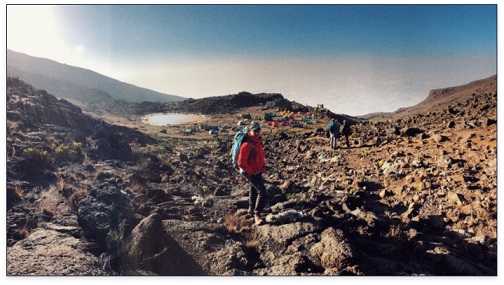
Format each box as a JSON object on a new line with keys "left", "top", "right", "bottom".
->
{"left": 309, "top": 227, "right": 353, "bottom": 273}
{"left": 77, "top": 183, "right": 135, "bottom": 251}
{"left": 123, "top": 213, "right": 205, "bottom": 275}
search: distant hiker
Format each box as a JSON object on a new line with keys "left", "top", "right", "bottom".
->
{"left": 237, "top": 122, "right": 267, "bottom": 225}
{"left": 328, "top": 119, "right": 340, "bottom": 150}
{"left": 341, "top": 119, "right": 351, "bottom": 148}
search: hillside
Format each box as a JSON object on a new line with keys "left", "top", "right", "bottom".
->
{"left": 7, "top": 49, "right": 186, "bottom": 105}
{"left": 361, "top": 75, "right": 496, "bottom": 120}
{"left": 6, "top": 76, "right": 497, "bottom": 276}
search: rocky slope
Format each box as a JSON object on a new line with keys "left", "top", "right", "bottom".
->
{"left": 5, "top": 75, "right": 497, "bottom": 276}
{"left": 361, "top": 75, "right": 496, "bottom": 121}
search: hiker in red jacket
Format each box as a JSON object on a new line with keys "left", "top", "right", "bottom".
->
{"left": 238, "top": 122, "right": 267, "bottom": 225}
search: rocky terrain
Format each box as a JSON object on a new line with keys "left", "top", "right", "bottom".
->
{"left": 5, "top": 75, "right": 497, "bottom": 276}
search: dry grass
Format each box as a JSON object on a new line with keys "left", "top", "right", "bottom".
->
{"left": 40, "top": 201, "right": 54, "bottom": 216}
{"left": 18, "top": 225, "right": 29, "bottom": 239}
{"left": 223, "top": 212, "right": 250, "bottom": 234}
{"left": 69, "top": 189, "right": 88, "bottom": 210}
{"left": 82, "top": 153, "right": 91, "bottom": 166}
{"left": 7, "top": 183, "right": 23, "bottom": 208}
{"left": 243, "top": 232, "right": 258, "bottom": 249}
{"left": 60, "top": 185, "right": 75, "bottom": 198}
{"left": 57, "top": 177, "right": 75, "bottom": 198}
{"left": 162, "top": 184, "right": 172, "bottom": 195}
{"left": 129, "top": 179, "right": 147, "bottom": 194}
{"left": 384, "top": 224, "right": 405, "bottom": 239}
{"left": 58, "top": 177, "right": 66, "bottom": 190}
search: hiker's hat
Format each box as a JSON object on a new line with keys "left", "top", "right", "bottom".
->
{"left": 250, "top": 122, "right": 261, "bottom": 131}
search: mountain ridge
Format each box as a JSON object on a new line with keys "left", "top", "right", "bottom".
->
{"left": 361, "top": 74, "right": 496, "bottom": 120}
{"left": 8, "top": 49, "right": 496, "bottom": 122}
{"left": 7, "top": 49, "right": 186, "bottom": 104}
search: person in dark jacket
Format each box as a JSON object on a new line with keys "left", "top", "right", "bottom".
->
{"left": 341, "top": 119, "right": 351, "bottom": 148}
{"left": 238, "top": 122, "right": 267, "bottom": 225}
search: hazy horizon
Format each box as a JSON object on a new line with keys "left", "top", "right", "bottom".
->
{"left": 5, "top": 3, "right": 497, "bottom": 116}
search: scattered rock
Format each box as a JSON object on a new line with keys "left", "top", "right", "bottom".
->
{"left": 6, "top": 76, "right": 497, "bottom": 276}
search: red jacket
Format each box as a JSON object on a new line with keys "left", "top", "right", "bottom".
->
{"left": 237, "top": 133, "right": 265, "bottom": 175}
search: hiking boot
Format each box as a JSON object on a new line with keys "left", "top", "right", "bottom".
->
{"left": 248, "top": 207, "right": 254, "bottom": 215}
{"left": 254, "top": 214, "right": 265, "bottom": 225}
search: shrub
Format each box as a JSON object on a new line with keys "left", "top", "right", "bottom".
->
{"left": 20, "top": 147, "right": 52, "bottom": 174}
{"left": 106, "top": 229, "right": 124, "bottom": 254}
{"left": 22, "top": 147, "right": 51, "bottom": 165}
{"left": 96, "top": 171, "right": 113, "bottom": 181}
{"left": 131, "top": 142, "right": 172, "bottom": 163}
{"left": 52, "top": 141, "right": 83, "bottom": 162}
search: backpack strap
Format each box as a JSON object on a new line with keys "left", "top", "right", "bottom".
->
{"left": 245, "top": 138, "right": 255, "bottom": 157}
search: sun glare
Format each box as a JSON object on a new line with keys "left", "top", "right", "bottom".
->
{"left": 8, "top": 6, "right": 59, "bottom": 55}
{"left": 7, "top": 5, "right": 88, "bottom": 67}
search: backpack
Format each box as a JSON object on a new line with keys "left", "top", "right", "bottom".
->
{"left": 326, "top": 121, "right": 334, "bottom": 131}
{"left": 230, "top": 128, "right": 254, "bottom": 170}
{"left": 330, "top": 124, "right": 336, "bottom": 134}
{"left": 333, "top": 123, "right": 340, "bottom": 134}
{"left": 328, "top": 122, "right": 339, "bottom": 134}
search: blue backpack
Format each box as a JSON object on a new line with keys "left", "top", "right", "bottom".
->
{"left": 230, "top": 128, "right": 253, "bottom": 170}
{"left": 327, "top": 121, "right": 339, "bottom": 134}
{"left": 326, "top": 121, "right": 334, "bottom": 131}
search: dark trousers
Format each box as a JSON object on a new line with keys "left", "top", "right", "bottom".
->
{"left": 343, "top": 134, "right": 350, "bottom": 147}
{"left": 249, "top": 173, "right": 267, "bottom": 215}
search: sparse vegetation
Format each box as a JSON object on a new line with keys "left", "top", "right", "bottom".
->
{"left": 243, "top": 232, "right": 258, "bottom": 249}
{"left": 7, "top": 184, "right": 22, "bottom": 209}
{"left": 96, "top": 171, "right": 113, "bottom": 181}
{"left": 385, "top": 224, "right": 405, "bottom": 239}
{"left": 21, "top": 147, "right": 51, "bottom": 166}
{"left": 223, "top": 212, "right": 250, "bottom": 234}
{"left": 52, "top": 141, "right": 83, "bottom": 162}
{"left": 69, "top": 189, "right": 87, "bottom": 210}
{"left": 130, "top": 142, "right": 172, "bottom": 163}
{"left": 17, "top": 225, "right": 29, "bottom": 240}
{"left": 40, "top": 201, "right": 55, "bottom": 219}
{"left": 285, "top": 192, "right": 299, "bottom": 200}
{"left": 106, "top": 230, "right": 124, "bottom": 255}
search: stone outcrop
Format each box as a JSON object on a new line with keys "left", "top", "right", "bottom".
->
{"left": 122, "top": 213, "right": 204, "bottom": 275}
{"left": 6, "top": 229, "right": 109, "bottom": 275}
{"left": 77, "top": 183, "right": 135, "bottom": 250}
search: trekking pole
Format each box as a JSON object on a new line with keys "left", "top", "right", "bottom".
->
{"left": 241, "top": 171, "right": 262, "bottom": 192}
{"left": 249, "top": 180, "right": 262, "bottom": 192}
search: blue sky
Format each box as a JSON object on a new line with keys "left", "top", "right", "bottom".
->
{"left": 5, "top": 2, "right": 498, "bottom": 116}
